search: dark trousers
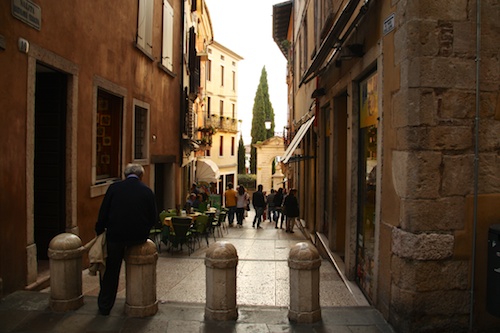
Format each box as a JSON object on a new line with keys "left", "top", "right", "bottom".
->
{"left": 98, "top": 240, "right": 143, "bottom": 313}
{"left": 253, "top": 206, "right": 264, "bottom": 227}
{"left": 236, "top": 207, "right": 245, "bottom": 225}
{"left": 227, "top": 206, "right": 236, "bottom": 224}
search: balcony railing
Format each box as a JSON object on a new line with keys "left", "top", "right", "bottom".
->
{"left": 193, "top": 115, "right": 239, "bottom": 150}
{"left": 206, "top": 115, "right": 239, "bottom": 132}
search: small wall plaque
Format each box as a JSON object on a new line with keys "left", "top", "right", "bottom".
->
{"left": 383, "top": 13, "right": 395, "bottom": 36}
{"left": 11, "top": 0, "right": 41, "bottom": 31}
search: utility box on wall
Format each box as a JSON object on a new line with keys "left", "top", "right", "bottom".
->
{"left": 487, "top": 224, "right": 500, "bottom": 317}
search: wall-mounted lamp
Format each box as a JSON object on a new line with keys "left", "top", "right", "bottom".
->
{"left": 345, "top": 44, "right": 364, "bottom": 58}
{"left": 311, "top": 88, "right": 326, "bottom": 98}
{"left": 335, "top": 43, "right": 364, "bottom": 68}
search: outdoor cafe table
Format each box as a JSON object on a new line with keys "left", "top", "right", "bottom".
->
{"left": 163, "top": 213, "right": 201, "bottom": 227}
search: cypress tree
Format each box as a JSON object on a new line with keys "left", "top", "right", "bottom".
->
{"left": 250, "top": 67, "right": 275, "bottom": 173}
{"left": 237, "top": 134, "right": 246, "bottom": 174}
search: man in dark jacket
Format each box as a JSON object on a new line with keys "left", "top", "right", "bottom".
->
{"left": 283, "top": 188, "right": 299, "bottom": 233}
{"left": 95, "top": 163, "right": 157, "bottom": 315}
{"left": 252, "top": 184, "right": 266, "bottom": 229}
{"left": 266, "top": 189, "right": 276, "bottom": 223}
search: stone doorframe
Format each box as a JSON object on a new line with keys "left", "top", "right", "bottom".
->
{"left": 253, "top": 136, "right": 285, "bottom": 192}
{"left": 26, "top": 45, "right": 79, "bottom": 286}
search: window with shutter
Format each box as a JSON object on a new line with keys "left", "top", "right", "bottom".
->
{"left": 162, "top": 0, "right": 174, "bottom": 71}
{"left": 137, "top": 0, "right": 153, "bottom": 55}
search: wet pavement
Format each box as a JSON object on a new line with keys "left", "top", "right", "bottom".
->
{"left": 0, "top": 210, "right": 395, "bottom": 332}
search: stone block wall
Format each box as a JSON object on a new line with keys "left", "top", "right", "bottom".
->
{"left": 388, "top": 0, "right": 500, "bottom": 331}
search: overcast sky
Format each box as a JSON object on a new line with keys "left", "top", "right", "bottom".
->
{"left": 204, "top": 0, "right": 288, "bottom": 145}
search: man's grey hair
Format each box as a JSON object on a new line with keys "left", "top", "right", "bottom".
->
{"left": 124, "top": 163, "right": 144, "bottom": 178}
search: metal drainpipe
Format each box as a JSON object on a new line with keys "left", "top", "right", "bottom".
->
{"left": 470, "top": 0, "right": 481, "bottom": 330}
{"left": 312, "top": 77, "right": 319, "bottom": 244}
{"left": 179, "top": 0, "right": 186, "bottom": 167}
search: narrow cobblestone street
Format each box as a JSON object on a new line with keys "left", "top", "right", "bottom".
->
{"left": 0, "top": 210, "right": 397, "bottom": 332}
{"left": 81, "top": 209, "right": 367, "bottom": 308}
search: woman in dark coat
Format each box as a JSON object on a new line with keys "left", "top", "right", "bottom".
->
{"left": 283, "top": 188, "right": 299, "bottom": 233}
{"left": 273, "top": 188, "right": 284, "bottom": 229}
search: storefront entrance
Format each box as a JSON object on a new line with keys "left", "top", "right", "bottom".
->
{"left": 323, "top": 95, "right": 347, "bottom": 253}
{"left": 356, "top": 71, "right": 378, "bottom": 302}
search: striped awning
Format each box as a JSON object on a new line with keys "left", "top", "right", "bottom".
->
{"left": 282, "top": 116, "right": 315, "bottom": 164}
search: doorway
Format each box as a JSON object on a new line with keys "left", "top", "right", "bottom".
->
{"left": 225, "top": 173, "right": 235, "bottom": 192}
{"left": 155, "top": 162, "right": 176, "bottom": 211}
{"left": 332, "top": 95, "right": 347, "bottom": 253}
{"left": 34, "top": 64, "right": 67, "bottom": 260}
{"left": 322, "top": 104, "right": 331, "bottom": 236}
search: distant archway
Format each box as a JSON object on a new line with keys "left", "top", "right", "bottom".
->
{"left": 253, "top": 136, "right": 285, "bottom": 192}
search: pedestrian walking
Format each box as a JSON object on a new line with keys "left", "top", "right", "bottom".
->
{"left": 224, "top": 182, "right": 237, "bottom": 226}
{"left": 273, "top": 188, "right": 284, "bottom": 229}
{"left": 283, "top": 188, "right": 299, "bottom": 233}
{"left": 266, "top": 189, "right": 276, "bottom": 223}
{"left": 94, "top": 163, "right": 157, "bottom": 315}
{"left": 262, "top": 191, "right": 267, "bottom": 221}
{"left": 236, "top": 185, "right": 249, "bottom": 228}
{"left": 252, "top": 184, "right": 266, "bottom": 229}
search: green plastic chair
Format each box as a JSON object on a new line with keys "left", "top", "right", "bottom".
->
{"left": 212, "top": 210, "right": 227, "bottom": 240}
{"left": 158, "top": 210, "right": 177, "bottom": 247}
{"left": 150, "top": 210, "right": 169, "bottom": 252}
{"left": 192, "top": 214, "right": 210, "bottom": 248}
{"left": 169, "top": 217, "right": 194, "bottom": 255}
{"left": 198, "top": 202, "right": 208, "bottom": 213}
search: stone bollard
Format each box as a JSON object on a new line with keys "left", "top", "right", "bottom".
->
{"left": 288, "top": 242, "right": 322, "bottom": 323}
{"left": 205, "top": 241, "right": 238, "bottom": 321}
{"left": 47, "top": 233, "right": 85, "bottom": 312}
{"left": 124, "top": 239, "right": 158, "bottom": 317}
